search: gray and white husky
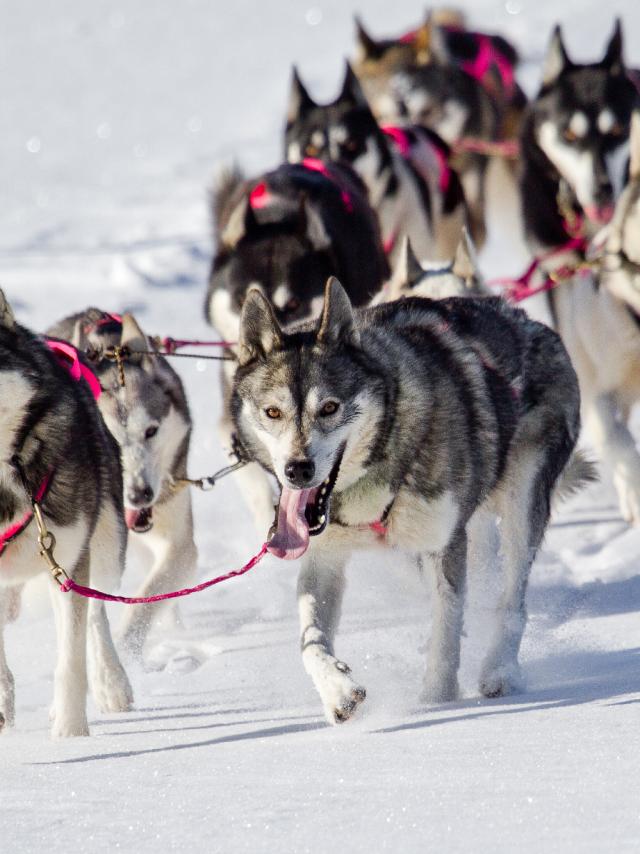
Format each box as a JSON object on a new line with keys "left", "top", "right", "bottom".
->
{"left": 375, "top": 229, "right": 489, "bottom": 304}
{"left": 0, "top": 292, "right": 133, "bottom": 736}
{"left": 231, "top": 278, "right": 592, "bottom": 723}
{"left": 558, "top": 112, "right": 640, "bottom": 523}
{"left": 47, "top": 309, "right": 197, "bottom": 656}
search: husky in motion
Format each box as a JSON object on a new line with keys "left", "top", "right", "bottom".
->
{"left": 560, "top": 112, "right": 640, "bottom": 523}
{"left": 231, "top": 278, "right": 590, "bottom": 722}
{"left": 520, "top": 21, "right": 638, "bottom": 259}
{"left": 47, "top": 310, "right": 197, "bottom": 656}
{"left": 0, "top": 292, "right": 133, "bottom": 736}
{"left": 377, "top": 229, "right": 488, "bottom": 304}
{"left": 285, "top": 64, "right": 469, "bottom": 264}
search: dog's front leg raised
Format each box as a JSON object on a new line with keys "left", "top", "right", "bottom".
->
{"left": 0, "top": 589, "right": 16, "bottom": 730}
{"left": 584, "top": 391, "right": 640, "bottom": 524}
{"left": 422, "top": 530, "right": 467, "bottom": 704}
{"left": 48, "top": 557, "right": 90, "bottom": 737}
{"left": 297, "top": 542, "right": 365, "bottom": 724}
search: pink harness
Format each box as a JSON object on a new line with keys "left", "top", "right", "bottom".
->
{"left": 380, "top": 126, "right": 451, "bottom": 255}
{"left": 0, "top": 341, "right": 101, "bottom": 559}
{"left": 461, "top": 34, "right": 515, "bottom": 98}
{"left": 249, "top": 160, "right": 354, "bottom": 214}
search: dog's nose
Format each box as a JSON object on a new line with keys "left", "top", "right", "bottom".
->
{"left": 284, "top": 459, "right": 315, "bottom": 488}
{"left": 127, "top": 485, "right": 154, "bottom": 507}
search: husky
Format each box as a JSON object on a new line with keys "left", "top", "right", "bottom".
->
{"left": 352, "top": 15, "right": 526, "bottom": 247}
{"left": 520, "top": 21, "right": 638, "bottom": 261}
{"left": 376, "top": 229, "right": 489, "bottom": 304}
{"left": 231, "top": 278, "right": 592, "bottom": 723}
{"left": 46, "top": 309, "right": 197, "bottom": 656}
{"left": 285, "top": 63, "right": 469, "bottom": 264}
{"left": 206, "top": 161, "right": 389, "bottom": 533}
{"left": 555, "top": 111, "right": 640, "bottom": 523}
{"left": 0, "top": 291, "right": 133, "bottom": 737}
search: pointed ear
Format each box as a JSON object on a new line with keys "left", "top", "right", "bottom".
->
{"left": 220, "top": 195, "right": 256, "bottom": 248}
{"left": 70, "top": 318, "right": 89, "bottom": 351}
{"left": 387, "top": 237, "right": 423, "bottom": 300}
{"left": 426, "top": 21, "right": 451, "bottom": 65}
{"left": 316, "top": 277, "right": 359, "bottom": 346}
{"left": 399, "top": 237, "right": 424, "bottom": 287}
{"left": 452, "top": 227, "right": 479, "bottom": 284}
{"left": 238, "top": 288, "right": 283, "bottom": 366}
{"left": 339, "top": 62, "right": 369, "bottom": 109}
{"left": 0, "top": 289, "right": 15, "bottom": 330}
{"left": 541, "top": 26, "right": 571, "bottom": 88}
{"left": 601, "top": 18, "right": 624, "bottom": 75}
{"left": 354, "top": 16, "right": 381, "bottom": 60}
{"left": 413, "top": 17, "right": 433, "bottom": 65}
{"left": 120, "top": 313, "right": 149, "bottom": 361}
{"left": 300, "top": 197, "right": 331, "bottom": 250}
{"left": 630, "top": 110, "right": 640, "bottom": 180}
{"left": 287, "top": 66, "right": 315, "bottom": 124}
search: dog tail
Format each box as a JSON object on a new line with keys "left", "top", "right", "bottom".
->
{"left": 210, "top": 164, "right": 245, "bottom": 231}
{"left": 552, "top": 449, "right": 599, "bottom": 507}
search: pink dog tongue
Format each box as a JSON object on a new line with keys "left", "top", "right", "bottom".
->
{"left": 267, "top": 487, "right": 312, "bottom": 560}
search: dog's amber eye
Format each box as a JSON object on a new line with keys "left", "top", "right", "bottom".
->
{"left": 343, "top": 139, "right": 359, "bottom": 153}
{"left": 285, "top": 297, "right": 300, "bottom": 313}
{"left": 610, "top": 122, "right": 625, "bottom": 137}
{"left": 305, "top": 144, "right": 319, "bottom": 156}
{"left": 319, "top": 401, "right": 339, "bottom": 417}
{"left": 265, "top": 407, "right": 282, "bottom": 419}
{"left": 563, "top": 128, "right": 578, "bottom": 143}
{"left": 145, "top": 426, "right": 158, "bottom": 440}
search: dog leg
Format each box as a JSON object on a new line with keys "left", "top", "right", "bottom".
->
{"left": 119, "top": 490, "right": 198, "bottom": 657}
{"left": 87, "top": 600, "right": 134, "bottom": 714}
{"left": 480, "top": 451, "right": 549, "bottom": 698}
{"left": 584, "top": 392, "right": 640, "bottom": 524}
{"left": 0, "top": 590, "right": 15, "bottom": 730}
{"left": 48, "top": 558, "right": 90, "bottom": 737}
{"left": 298, "top": 546, "right": 365, "bottom": 725}
{"left": 422, "top": 530, "right": 466, "bottom": 703}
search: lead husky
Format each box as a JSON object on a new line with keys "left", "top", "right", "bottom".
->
{"left": 0, "top": 291, "right": 133, "bottom": 736}
{"left": 285, "top": 64, "right": 469, "bottom": 264}
{"left": 558, "top": 112, "right": 640, "bottom": 523}
{"left": 47, "top": 310, "right": 197, "bottom": 656}
{"left": 231, "top": 278, "right": 590, "bottom": 722}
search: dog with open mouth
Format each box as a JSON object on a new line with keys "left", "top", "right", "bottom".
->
{"left": 47, "top": 309, "right": 197, "bottom": 658}
{"left": 231, "top": 277, "right": 594, "bottom": 724}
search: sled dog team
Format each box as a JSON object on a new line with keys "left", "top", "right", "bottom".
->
{"left": 1, "top": 13, "right": 640, "bottom": 736}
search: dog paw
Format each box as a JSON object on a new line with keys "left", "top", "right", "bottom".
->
{"left": 422, "top": 674, "right": 459, "bottom": 704}
{"left": 91, "top": 667, "right": 134, "bottom": 714}
{"left": 616, "top": 479, "right": 640, "bottom": 525}
{"left": 479, "top": 662, "right": 523, "bottom": 698}
{"left": 319, "top": 661, "right": 367, "bottom": 725}
{"left": 51, "top": 711, "right": 90, "bottom": 738}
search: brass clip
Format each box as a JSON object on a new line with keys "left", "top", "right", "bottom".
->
{"left": 33, "top": 502, "right": 70, "bottom": 587}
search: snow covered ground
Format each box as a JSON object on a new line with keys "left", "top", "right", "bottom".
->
{"left": 1, "top": 1, "right": 640, "bottom": 851}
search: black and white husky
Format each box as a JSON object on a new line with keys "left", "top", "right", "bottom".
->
{"left": 47, "top": 309, "right": 197, "bottom": 656}
{"left": 520, "top": 21, "right": 638, "bottom": 259}
{"left": 557, "top": 112, "right": 640, "bottom": 523}
{"left": 0, "top": 291, "right": 133, "bottom": 736}
{"left": 285, "top": 64, "right": 469, "bottom": 264}
{"left": 231, "top": 278, "right": 592, "bottom": 723}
